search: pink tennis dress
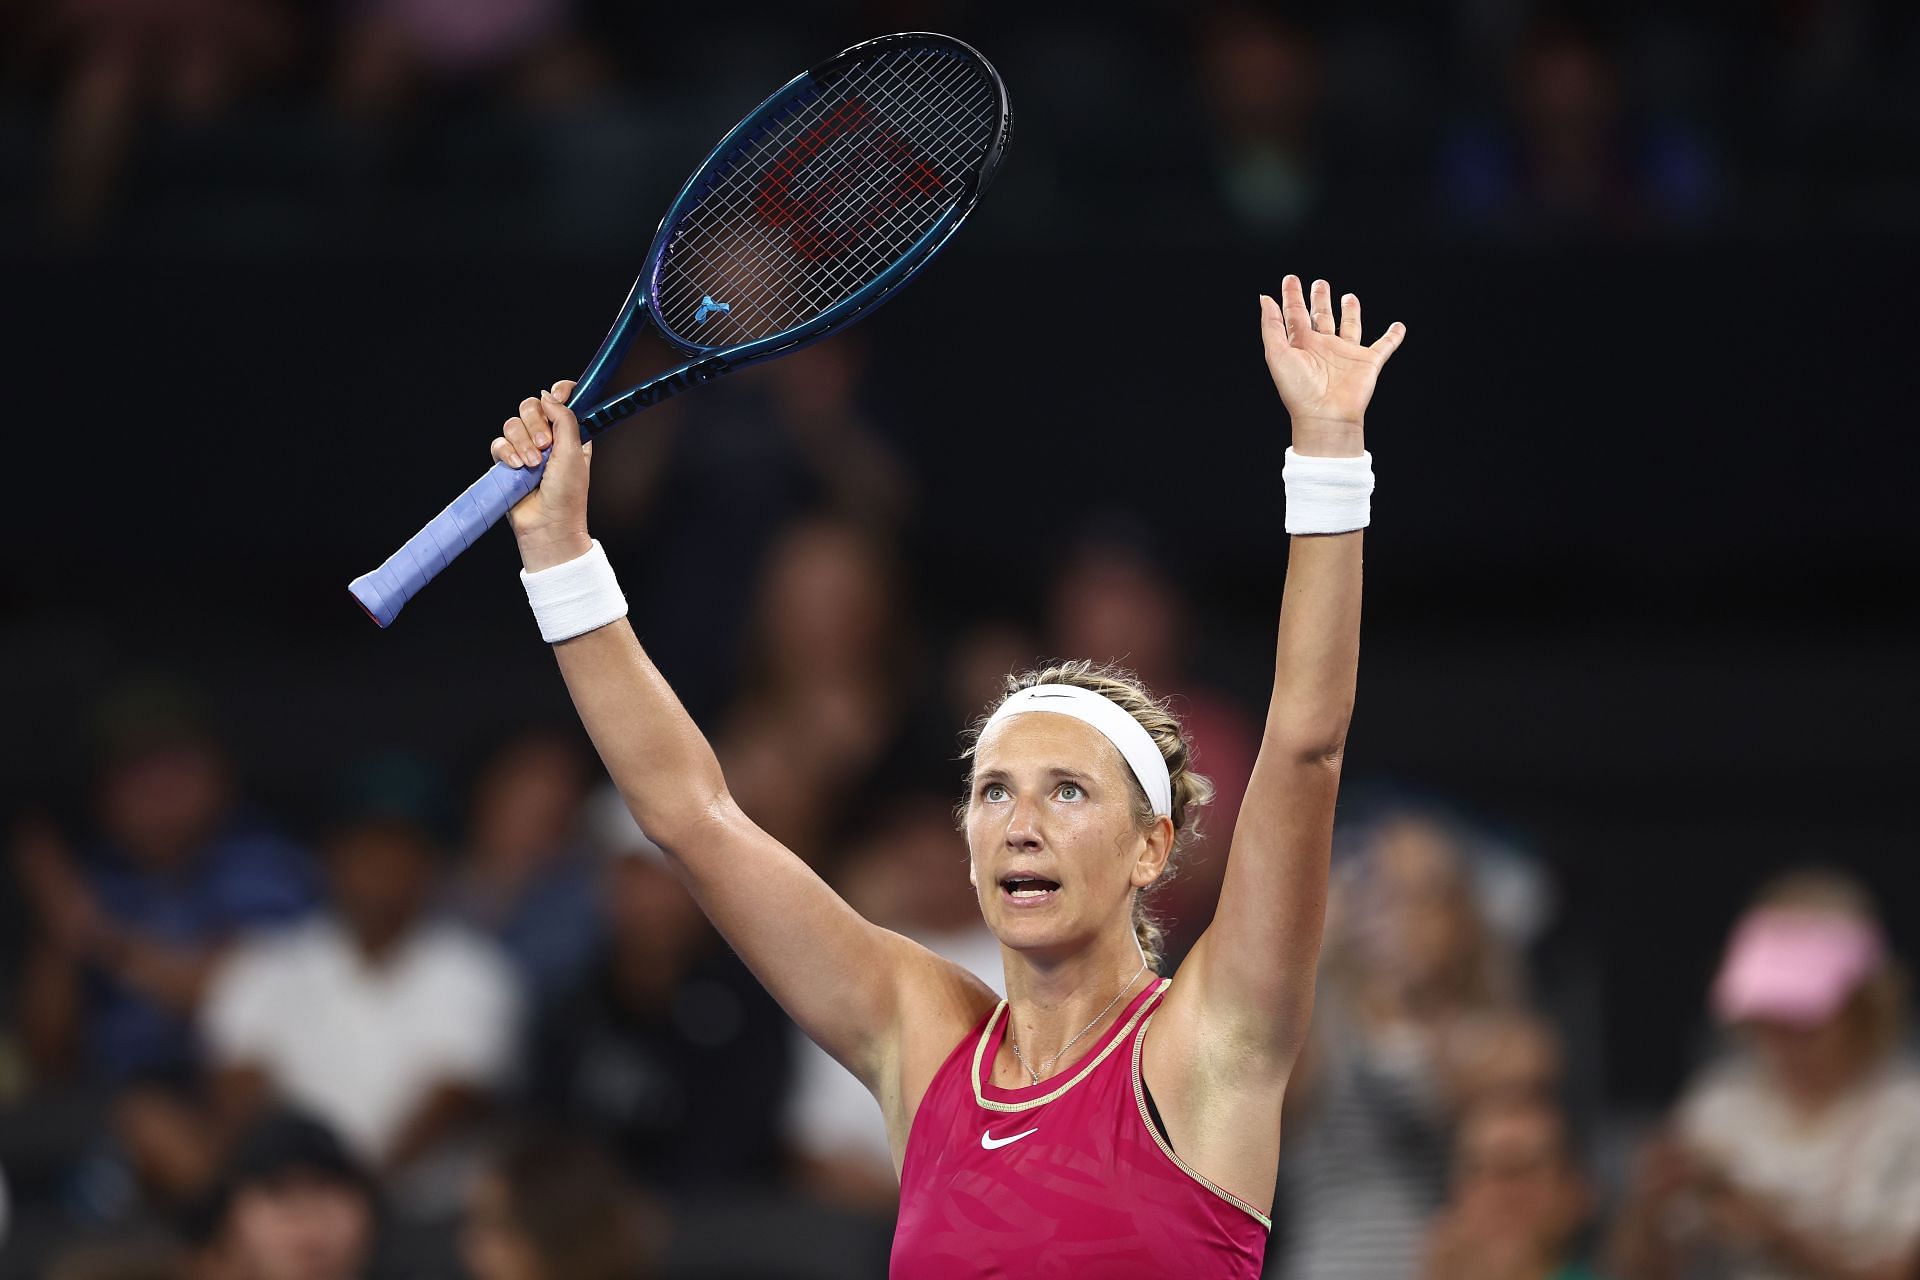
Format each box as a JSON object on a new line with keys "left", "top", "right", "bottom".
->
{"left": 891, "top": 978, "right": 1270, "bottom": 1277}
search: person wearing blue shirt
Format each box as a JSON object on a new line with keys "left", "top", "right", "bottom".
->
{"left": 14, "top": 687, "right": 316, "bottom": 1211}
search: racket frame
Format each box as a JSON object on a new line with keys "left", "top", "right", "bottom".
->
{"left": 349, "top": 32, "right": 1009, "bottom": 627}
{"left": 571, "top": 32, "right": 1011, "bottom": 436}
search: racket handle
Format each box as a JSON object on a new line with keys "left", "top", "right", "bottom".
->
{"left": 349, "top": 457, "right": 544, "bottom": 627}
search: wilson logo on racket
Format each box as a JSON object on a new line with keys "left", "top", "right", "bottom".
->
{"left": 757, "top": 98, "right": 947, "bottom": 262}
{"left": 349, "top": 33, "right": 1009, "bottom": 629}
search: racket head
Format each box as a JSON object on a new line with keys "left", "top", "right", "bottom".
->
{"left": 641, "top": 32, "right": 1010, "bottom": 358}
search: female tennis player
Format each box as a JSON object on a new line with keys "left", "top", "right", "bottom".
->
{"left": 492, "top": 273, "right": 1404, "bottom": 1276}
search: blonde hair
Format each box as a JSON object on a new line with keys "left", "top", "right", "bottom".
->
{"left": 1747, "top": 867, "right": 1908, "bottom": 1065}
{"left": 960, "top": 659, "right": 1213, "bottom": 971}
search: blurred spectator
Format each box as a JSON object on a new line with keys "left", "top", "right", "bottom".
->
{"left": 526, "top": 788, "right": 788, "bottom": 1194}
{"left": 6, "top": 686, "right": 316, "bottom": 1220}
{"left": 329, "top": 750, "right": 453, "bottom": 850}
{"left": 570, "top": 338, "right": 908, "bottom": 565}
{"left": 196, "top": 1110, "right": 376, "bottom": 1280}
{"left": 1607, "top": 869, "right": 1920, "bottom": 1280}
{"left": 943, "top": 620, "right": 1038, "bottom": 741}
{"left": 202, "top": 817, "right": 519, "bottom": 1216}
{"left": 1440, "top": 22, "right": 1717, "bottom": 234}
{"left": 714, "top": 515, "right": 916, "bottom": 865}
{"left": 605, "top": 339, "right": 913, "bottom": 722}
{"left": 784, "top": 793, "right": 1001, "bottom": 1211}
{"left": 445, "top": 728, "right": 598, "bottom": 1005}
{"left": 15, "top": 685, "right": 317, "bottom": 1091}
{"left": 34, "top": 0, "right": 297, "bottom": 232}
{"left": 1422, "top": 1090, "right": 1599, "bottom": 1280}
{"left": 1194, "top": 6, "right": 1325, "bottom": 233}
{"left": 1447, "top": 1008, "right": 1566, "bottom": 1108}
{"left": 739, "top": 515, "right": 912, "bottom": 781}
{"left": 754, "top": 336, "right": 914, "bottom": 531}
{"left": 333, "top": 0, "right": 597, "bottom": 113}
{"left": 1270, "top": 811, "right": 1535, "bottom": 1280}
{"left": 1044, "top": 527, "right": 1259, "bottom": 964}
{"left": 460, "top": 1129, "right": 656, "bottom": 1280}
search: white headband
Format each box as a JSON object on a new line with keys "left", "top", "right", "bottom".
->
{"left": 980, "top": 684, "right": 1172, "bottom": 818}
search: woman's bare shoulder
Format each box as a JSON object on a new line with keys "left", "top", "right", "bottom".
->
{"left": 867, "top": 935, "right": 1001, "bottom": 1139}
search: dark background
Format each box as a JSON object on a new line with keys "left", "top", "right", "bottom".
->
{"left": 4, "top": 0, "right": 1918, "bottom": 1155}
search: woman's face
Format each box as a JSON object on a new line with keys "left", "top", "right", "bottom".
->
{"left": 1355, "top": 822, "right": 1479, "bottom": 995}
{"left": 964, "top": 713, "right": 1167, "bottom": 958}
{"left": 469, "top": 736, "right": 585, "bottom": 865}
{"left": 1451, "top": 1102, "right": 1589, "bottom": 1247}
{"left": 1747, "top": 1011, "right": 1868, "bottom": 1104}
{"left": 760, "top": 522, "right": 894, "bottom": 676}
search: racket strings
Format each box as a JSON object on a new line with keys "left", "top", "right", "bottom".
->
{"left": 675, "top": 52, "right": 989, "bottom": 278}
{"left": 764, "top": 82, "right": 981, "bottom": 310}
{"left": 658, "top": 53, "right": 990, "bottom": 341}
{"left": 655, "top": 47, "right": 998, "bottom": 348}
{"left": 744, "top": 73, "right": 981, "bottom": 314}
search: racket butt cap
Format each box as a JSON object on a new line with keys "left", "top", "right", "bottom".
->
{"left": 348, "top": 576, "right": 398, "bottom": 628}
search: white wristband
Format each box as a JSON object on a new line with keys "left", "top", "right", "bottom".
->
{"left": 520, "top": 539, "right": 627, "bottom": 643}
{"left": 1283, "top": 447, "right": 1374, "bottom": 534}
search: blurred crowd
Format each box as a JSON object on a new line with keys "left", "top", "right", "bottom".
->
{"left": 4, "top": 2, "right": 1920, "bottom": 1276}
{"left": 2, "top": 0, "right": 1917, "bottom": 244}
{"left": 4, "top": 330, "right": 1920, "bottom": 1280}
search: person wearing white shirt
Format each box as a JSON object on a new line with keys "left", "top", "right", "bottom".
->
{"left": 204, "top": 818, "right": 520, "bottom": 1213}
{"left": 1607, "top": 870, "right": 1920, "bottom": 1280}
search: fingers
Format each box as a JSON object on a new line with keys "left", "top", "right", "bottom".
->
{"left": 518, "top": 395, "right": 553, "bottom": 452}
{"left": 1309, "top": 279, "right": 1336, "bottom": 335}
{"left": 497, "top": 411, "right": 541, "bottom": 469}
{"left": 1258, "top": 293, "right": 1286, "bottom": 346}
{"left": 1279, "top": 273, "right": 1310, "bottom": 344}
{"left": 492, "top": 382, "right": 580, "bottom": 469}
{"left": 541, "top": 388, "right": 582, "bottom": 454}
{"left": 1371, "top": 321, "right": 1408, "bottom": 363}
{"left": 1339, "top": 292, "right": 1362, "bottom": 343}
{"left": 496, "top": 417, "right": 534, "bottom": 468}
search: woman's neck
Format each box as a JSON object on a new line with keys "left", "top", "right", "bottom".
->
{"left": 999, "top": 935, "right": 1153, "bottom": 1082}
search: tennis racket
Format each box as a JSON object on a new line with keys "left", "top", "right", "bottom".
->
{"left": 349, "top": 32, "right": 1010, "bottom": 627}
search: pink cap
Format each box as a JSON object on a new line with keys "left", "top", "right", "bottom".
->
{"left": 1711, "top": 908, "right": 1886, "bottom": 1026}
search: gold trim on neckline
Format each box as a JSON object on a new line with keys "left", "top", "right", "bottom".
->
{"left": 1130, "top": 1011, "right": 1273, "bottom": 1230}
{"left": 972, "top": 978, "right": 1171, "bottom": 1113}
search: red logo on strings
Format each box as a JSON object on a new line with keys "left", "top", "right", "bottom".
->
{"left": 757, "top": 99, "right": 947, "bottom": 262}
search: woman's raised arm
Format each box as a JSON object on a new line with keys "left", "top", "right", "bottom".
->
{"left": 493, "top": 382, "right": 988, "bottom": 1091}
{"left": 1157, "top": 276, "right": 1405, "bottom": 1079}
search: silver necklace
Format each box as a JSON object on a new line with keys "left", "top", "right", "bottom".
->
{"left": 1009, "top": 958, "right": 1149, "bottom": 1086}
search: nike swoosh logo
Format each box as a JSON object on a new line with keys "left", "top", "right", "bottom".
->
{"left": 980, "top": 1126, "right": 1040, "bottom": 1151}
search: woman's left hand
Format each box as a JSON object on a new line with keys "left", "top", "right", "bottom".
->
{"left": 1259, "top": 275, "right": 1406, "bottom": 456}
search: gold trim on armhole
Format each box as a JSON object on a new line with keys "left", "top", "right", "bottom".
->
{"left": 1130, "top": 1012, "right": 1274, "bottom": 1231}
{"left": 972, "top": 978, "right": 1172, "bottom": 1113}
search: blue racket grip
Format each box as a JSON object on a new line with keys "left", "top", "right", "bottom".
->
{"left": 349, "top": 455, "right": 545, "bottom": 627}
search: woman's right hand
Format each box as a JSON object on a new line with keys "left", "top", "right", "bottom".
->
{"left": 491, "top": 378, "right": 594, "bottom": 571}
